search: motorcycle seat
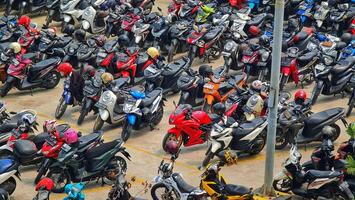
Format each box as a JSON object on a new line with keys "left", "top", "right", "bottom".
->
{"left": 32, "top": 132, "right": 50, "bottom": 149}
{"left": 203, "top": 27, "right": 223, "bottom": 41}
{"left": 142, "top": 89, "right": 162, "bottom": 107}
{"left": 85, "top": 140, "right": 119, "bottom": 159}
{"left": 236, "top": 118, "right": 265, "bottom": 135}
{"left": 172, "top": 173, "right": 197, "bottom": 193}
{"left": 247, "top": 14, "right": 265, "bottom": 26}
{"left": 162, "top": 58, "right": 188, "bottom": 76}
{"left": 56, "top": 37, "right": 72, "bottom": 47}
{"left": 31, "top": 58, "right": 61, "bottom": 72}
{"left": 0, "top": 123, "right": 17, "bottom": 133}
{"left": 78, "top": 132, "right": 101, "bottom": 149}
{"left": 306, "top": 170, "right": 342, "bottom": 179}
{"left": 225, "top": 184, "right": 252, "bottom": 195}
{"left": 331, "top": 57, "right": 354, "bottom": 74}
{"left": 302, "top": 107, "right": 344, "bottom": 135}
{"left": 298, "top": 51, "right": 317, "bottom": 63}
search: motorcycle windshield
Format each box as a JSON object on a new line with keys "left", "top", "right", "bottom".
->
{"left": 174, "top": 104, "right": 192, "bottom": 115}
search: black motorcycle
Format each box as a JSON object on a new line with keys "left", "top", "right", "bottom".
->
{"left": 346, "top": 76, "right": 355, "bottom": 117}
{"left": 311, "top": 56, "right": 354, "bottom": 105}
{"left": 46, "top": 139, "right": 131, "bottom": 193}
{"left": 144, "top": 57, "right": 190, "bottom": 95}
{"left": 38, "top": 30, "right": 72, "bottom": 60}
{"left": 167, "top": 20, "right": 191, "bottom": 62}
{"left": 177, "top": 70, "right": 205, "bottom": 108}
{"left": 77, "top": 71, "right": 104, "bottom": 125}
{"left": 107, "top": 161, "right": 132, "bottom": 200}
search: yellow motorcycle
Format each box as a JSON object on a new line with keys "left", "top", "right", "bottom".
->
{"left": 200, "top": 151, "right": 267, "bottom": 200}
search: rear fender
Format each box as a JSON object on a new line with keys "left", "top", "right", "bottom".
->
{"left": 167, "top": 127, "right": 182, "bottom": 139}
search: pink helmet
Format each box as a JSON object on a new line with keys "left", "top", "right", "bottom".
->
{"left": 64, "top": 128, "right": 78, "bottom": 145}
{"left": 43, "top": 120, "right": 57, "bottom": 133}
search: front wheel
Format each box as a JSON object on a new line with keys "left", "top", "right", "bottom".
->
{"left": 167, "top": 42, "right": 177, "bottom": 62}
{"left": 329, "top": 124, "right": 341, "bottom": 142}
{"left": 275, "top": 129, "right": 288, "bottom": 150}
{"left": 0, "top": 177, "right": 16, "bottom": 195}
{"left": 77, "top": 109, "right": 88, "bottom": 125}
{"left": 188, "top": 46, "right": 196, "bottom": 66}
{"left": 202, "top": 151, "right": 214, "bottom": 168}
{"left": 311, "top": 86, "right": 322, "bottom": 105}
{"left": 279, "top": 74, "right": 289, "bottom": 92}
{"left": 55, "top": 97, "right": 67, "bottom": 119}
{"left": 43, "top": 71, "right": 60, "bottom": 89}
{"left": 346, "top": 92, "right": 354, "bottom": 117}
{"left": 151, "top": 183, "right": 178, "bottom": 200}
{"left": 93, "top": 116, "right": 104, "bottom": 131}
{"left": 47, "top": 168, "right": 70, "bottom": 193}
{"left": 273, "top": 178, "right": 292, "bottom": 192}
{"left": 121, "top": 121, "right": 132, "bottom": 142}
{"left": 34, "top": 163, "right": 48, "bottom": 184}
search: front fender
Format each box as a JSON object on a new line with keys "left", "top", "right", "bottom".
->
{"left": 281, "top": 67, "right": 291, "bottom": 76}
{"left": 83, "top": 98, "right": 93, "bottom": 112}
{"left": 167, "top": 127, "right": 182, "bottom": 139}
{"left": 210, "top": 140, "right": 222, "bottom": 153}
{"left": 64, "top": 92, "right": 72, "bottom": 104}
{"left": 99, "top": 109, "right": 109, "bottom": 121}
{"left": 273, "top": 171, "right": 290, "bottom": 182}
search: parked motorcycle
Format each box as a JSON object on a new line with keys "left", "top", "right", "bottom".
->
{"left": 346, "top": 76, "right": 355, "bottom": 117}
{"left": 311, "top": 56, "right": 354, "bottom": 105}
{"left": 167, "top": 20, "right": 191, "bottom": 62}
{"left": 273, "top": 145, "right": 354, "bottom": 199}
{"left": 33, "top": 178, "right": 54, "bottom": 200}
{"left": 121, "top": 88, "right": 164, "bottom": 141}
{"left": 46, "top": 139, "right": 130, "bottom": 193}
{"left": 201, "top": 117, "right": 268, "bottom": 167}
{"left": 107, "top": 159, "right": 132, "bottom": 200}
{"left": 60, "top": 0, "right": 90, "bottom": 32}
{"left": 81, "top": 1, "right": 108, "bottom": 34}
{"left": 151, "top": 152, "right": 208, "bottom": 200}
{"left": 44, "top": 0, "right": 60, "bottom": 28}
{"left": 177, "top": 70, "right": 205, "bottom": 108}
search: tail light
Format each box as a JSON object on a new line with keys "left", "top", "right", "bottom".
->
{"left": 92, "top": 96, "right": 100, "bottom": 102}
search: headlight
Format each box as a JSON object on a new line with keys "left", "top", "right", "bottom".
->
{"left": 261, "top": 52, "right": 270, "bottom": 62}
{"left": 224, "top": 41, "right": 236, "bottom": 52}
{"left": 68, "top": 47, "right": 75, "bottom": 54}
{"left": 82, "top": 21, "right": 90, "bottom": 30}
{"left": 63, "top": 15, "right": 71, "bottom": 22}
{"left": 1, "top": 53, "right": 8, "bottom": 61}
{"left": 197, "top": 40, "right": 204, "bottom": 47}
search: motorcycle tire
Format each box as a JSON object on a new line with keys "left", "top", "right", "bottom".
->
{"left": 34, "top": 164, "right": 48, "bottom": 184}
{"left": 151, "top": 183, "right": 178, "bottom": 200}
{"left": 42, "top": 71, "right": 60, "bottom": 89}
{"left": 209, "top": 41, "right": 222, "bottom": 60}
{"left": 47, "top": 168, "right": 70, "bottom": 193}
{"left": 346, "top": 96, "right": 354, "bottom": 117}
{"left": 151, "top": 105, "right": 164, "bottom": 126}
{"left": 55, "top": 97, "right": 67, "bottom": 119}
{"left": 187, "top": 46, "right": 196, "bottom": 66}
{"left": 275, "top": 129, "right": 288, "bottom": 150}
{"left": 202, "top": 151, "right": 214, "bottom": 168}
{"left": 0, "top": 177, "right": 16, "bottom": 195}
{"left": 272, "top": 178, "right": 292, "bottom": 192}
{"left": 329, "top": 124, "right": 341, "bottom": 142}
{"left": 279, "top": 74, "right": 289, "bottom": 92}
{"left": 330, "top": 186, "right": 352, "bottom": 200}
{"left": 167, "top": 42, "right": 177, "bottom": 62}
{"left": 311, "top": 86, "right": 321, "bottom": 105}
{"left": 249, "top": 130, "right": 267, "bottom": 155}
{"left": 45, "top": 13, "right": 52, "bottom": 28}
{"left": 121, "top": 121, "right": 132, "bottom": 142}
{"left": 93, "top": 116, "right": 104, "bottom": 132}
{"left": 77, "top": 109, "right": 88, "bottom": 125}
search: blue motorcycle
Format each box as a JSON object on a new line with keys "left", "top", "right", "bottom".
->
{"left": 339, "top": 40, "right": 355, "bottom": 61}
{"left": 121, "top": 88, "right": 164, "bottom": 141}
{"left": 297, "top": 0, "right": 314, "bottom": 25}
{"left": 248, "top": 0, "right": 260, "bottom": 12}
{"left": 55, "top": 79, "right": 79, "bottom": 119}
{"left": 0, "top": 158, "right": 19, "bottom": 195}
{"left": 64, "top": 183, "right": 85, "bottom": 200}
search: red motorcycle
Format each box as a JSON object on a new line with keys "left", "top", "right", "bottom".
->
{"left": 162, "top": 103, "right": 238, "bottom": 152}
{"left": 167, "top": 0, "right": 183, "bottom": 22}
{"left": 187, "top": 24, "right": 224, "bottom": 65}
{"left": 121, "top": 10, "right": 141, "bottom": 39}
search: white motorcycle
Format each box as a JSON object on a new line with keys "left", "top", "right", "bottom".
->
{"left": 60, "top": 0, "right": 89, "bottom": 31}
{"left": 81, "top": 0, "right": 108, "bottom": 34}
{"left": 93, "top": 78, "right": 130, "bottom": 131}
{"left": 201, "top": 116, "right": 267, "bottom": 167}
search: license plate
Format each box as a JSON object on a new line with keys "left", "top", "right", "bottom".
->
{"left": 315, "top": 64, "right": 325, "bottom": 71}
{"left": 61, "top": 143, "right": 71, "bottom": 152}
{"left": 12, "top": 58, "right": 19, "bottom": 66}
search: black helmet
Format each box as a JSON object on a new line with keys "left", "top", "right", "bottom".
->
{"left": 341, "top": 33, "right": 352, "bottom": 44}
{"left": 198, "top": 65, "right": 213, "bottom": 77}
{"left": 212, "top": 102, "right": 226, "bottom": 116}
{"left": 74, "top": 29, "right": 86, "bottom": 42}
{"left": 63, "top": 24, "right": 75, "bottom": 36}
{"left": 117, "top": 35, "right": 130, "bottom": 48}
{"left": 287, "top": 18, "right": 299, "bottom": 32}
{"left": 259, "top": 35, "right": 270, "bottom": 47}
{"left": 0, "top": 188, "right": 9, "bottom": 200}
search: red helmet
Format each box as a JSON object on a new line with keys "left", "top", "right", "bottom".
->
{"left": 18, "top": 15, "right": 31, "bottom": 28}
{"left": 248, "top": 26, "right": 260, "bottom": 36}
{"left": 57, "top": 63, "right": 73, "bottom": 77}
{"left": 164, "top": 140, "right": 179, "bottom": 154}
{"left": 35, "top": 178, "right": 54, "bottom": 191}
{"left": 294, "top": 89, "right": 307, "bottom": 104}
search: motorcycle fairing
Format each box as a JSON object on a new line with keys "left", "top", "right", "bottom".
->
{"left": 127, "top": 114, "right": 137, "bottom": 126}
{"left": 0, "top": 159, "right": 15, "bottom": 173}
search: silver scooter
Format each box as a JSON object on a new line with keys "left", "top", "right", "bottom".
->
{"left": 60, "top": 0, "right": 89, "bottom": 31}
{"left": 81, "top": 0, "right": 107, "bottom": 34}
{"left": 93, "top": 77, "right": 130, "bottom": 131}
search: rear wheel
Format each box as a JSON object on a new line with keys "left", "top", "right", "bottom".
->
{"left": 330, "top": 187, "right": 350, "bottom": 200}
{"left": 93, "top": 116, "right": 104, "bottom": 131}
{"left": 311, "top": 86, "right": 322, "bottom": 105}
{"left": 152, "top": 105, "right": 164, "bottom": 126}
{"left": 275, "top": 129, "right": 288, "bottom": 150}
{"left": 47, "top": 168, "right": 70, "bottom": 193}
{"left": 279, "top": 74, "right": 289, "bottom": 92}
{"left": 151, "top": 183, "right": 178, "bottom": 200}
{"left": 346, "top": 92, "right": 354, "bottom": 117}
{"left": 167, "top": 42, "right": 177, "bottom": 62}
{"left": 329, "top": 124, "right": 341, "bottom": 142}
{"left": 0, "top": 177, "right": 16, "bottom": 195}
{"left": 121, "top": 121, "right": 132, "bottom": 142}
{"left": 249, "top": 130, "right": 266, "bottom": 155}
{"left": 43, "top": 71, "right": 60, "bottom": 89}
{"left": 273, "top": 178, "right": 292, "bottom": 192}
{"left": 55, "top": 97, "right": 67, "bottom": 119}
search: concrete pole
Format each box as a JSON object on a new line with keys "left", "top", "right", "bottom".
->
{"left": 262, "top": 0, "right": 285, "bottom": 196}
